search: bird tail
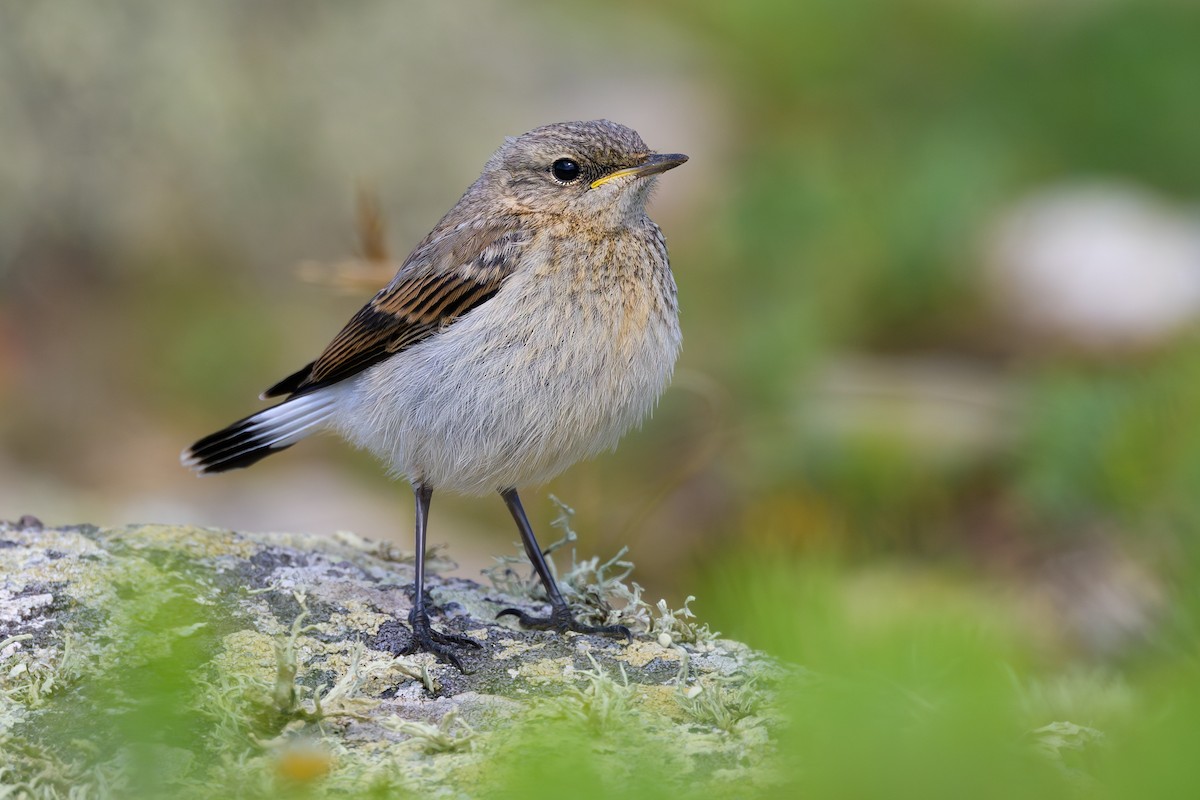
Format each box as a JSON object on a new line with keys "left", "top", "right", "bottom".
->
{"left": 181, "top": 391, "right": 338, "bottom": 474}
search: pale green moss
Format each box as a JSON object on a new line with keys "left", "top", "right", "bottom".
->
{"left": 0, "top": 520, "right": 780, "bottom": 798}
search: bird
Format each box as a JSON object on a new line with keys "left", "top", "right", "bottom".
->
{"left": 182, "top": 120, "right": 687, "bottom": 670}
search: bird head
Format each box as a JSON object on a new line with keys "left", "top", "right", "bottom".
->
{"left": 480, "top": 119, "right": 687, "bottom": 228}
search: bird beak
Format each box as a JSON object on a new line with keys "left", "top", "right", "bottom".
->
{"left": 589, "top": 152, "right": 689, "bottom": 189}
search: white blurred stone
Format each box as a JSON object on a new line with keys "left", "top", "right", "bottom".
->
{"left": 985, "top": 182, "right": 1200, "bottom": 353}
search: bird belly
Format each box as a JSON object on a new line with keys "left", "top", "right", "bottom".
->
{"left": 332, "top": 273, "right": 680, "bottom": 495}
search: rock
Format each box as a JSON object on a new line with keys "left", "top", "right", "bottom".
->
{"left": 983, "top": 181, "right": 1200, "bottom": 355}
{"left": 0, "top": 520, "right": 781, "bottom": 798}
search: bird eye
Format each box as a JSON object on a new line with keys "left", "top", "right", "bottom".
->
{"left": 551, "top": 158, "right": 581, "bottom": 183}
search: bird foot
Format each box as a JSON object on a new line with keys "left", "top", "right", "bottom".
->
{"left": 497, "top": 603, "right": 632, "bottom": 641}
{"left": 403, "top": 608, "right": 482, "bottom": 672}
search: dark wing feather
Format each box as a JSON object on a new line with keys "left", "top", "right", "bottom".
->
{"left": 264, "top": 221, "right": 527, "bottom": 398}
{"left": 262, "top": 361, "right": 315, "bottom": 398}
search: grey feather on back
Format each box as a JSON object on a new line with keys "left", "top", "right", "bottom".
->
{"left": 263, "top": 220, "right": 529, "bottom": 399}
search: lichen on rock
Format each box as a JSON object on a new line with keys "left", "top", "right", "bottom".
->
{"left": 0, "top": 517, "right": 782, "bottom": 798}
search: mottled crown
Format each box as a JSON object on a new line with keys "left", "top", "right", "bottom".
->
{"left": 488, "top": 120, "right": 651, "bottom": 179}
{"left": 518, "top": 120, "right": 649, "bottom": 163}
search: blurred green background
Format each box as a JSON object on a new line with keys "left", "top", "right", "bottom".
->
{"left": 4, "top": 0, "right": 1200, "bottom": 792}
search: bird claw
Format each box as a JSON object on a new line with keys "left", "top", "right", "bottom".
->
{"left": 496, "top": 604, "right": 632, "bottom": 641}
{"left": 403, "top": 608, "right": 482, "bottom": 672}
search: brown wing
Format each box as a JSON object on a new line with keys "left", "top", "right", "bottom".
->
{"left": 263, "top": 221, "right": 528, "bottom": 399}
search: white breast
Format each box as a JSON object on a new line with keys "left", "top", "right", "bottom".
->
{"left": 330, "top": 237, "right": 681, "bottom": 495}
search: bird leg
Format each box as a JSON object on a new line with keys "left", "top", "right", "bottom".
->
{"left": 495, "top": 488, "right": 632, "bottom": 641}
{"left": 403, "top": 483, "right": 481, "bottom": 671}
